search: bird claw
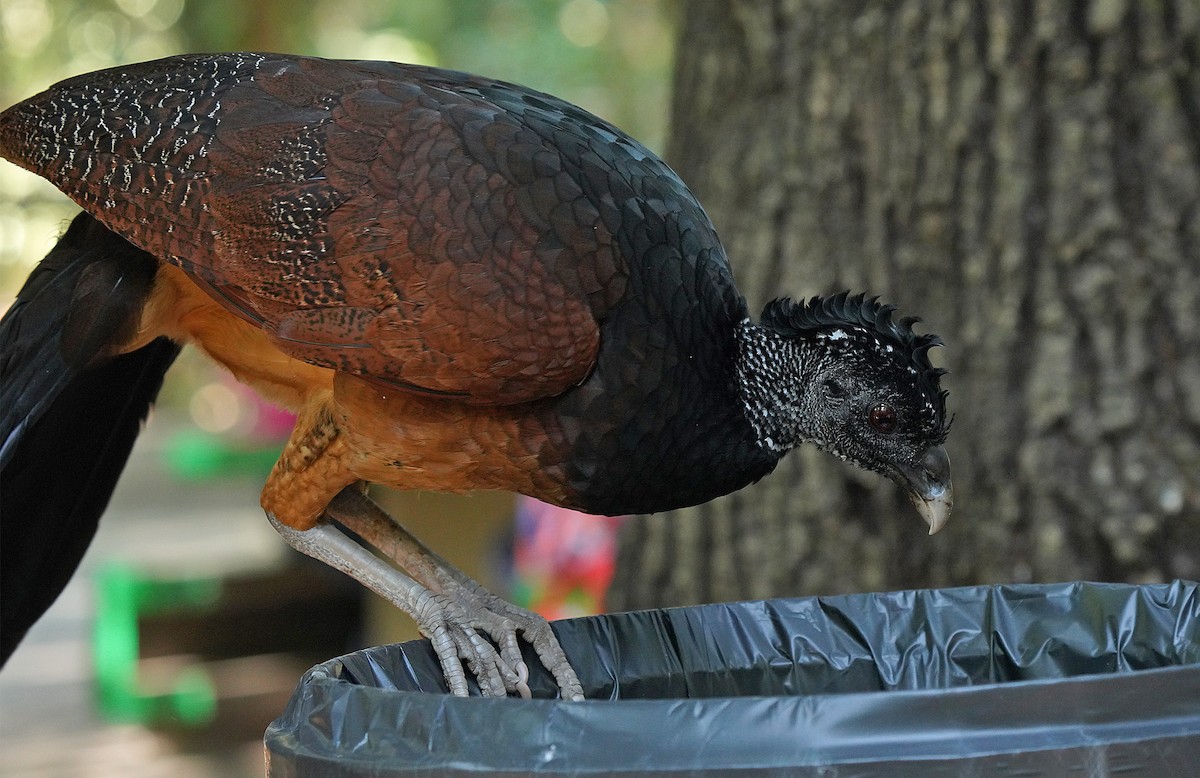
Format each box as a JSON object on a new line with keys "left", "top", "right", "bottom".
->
{"left": 416, "top": 578, "right": 581, "bottom": 700}
{"left": 291, "top": 489, "right": 586, "bottom": 700}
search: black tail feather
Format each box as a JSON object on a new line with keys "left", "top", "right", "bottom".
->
{"left": 1, "top": 213, "right": 178, "bottom": 664}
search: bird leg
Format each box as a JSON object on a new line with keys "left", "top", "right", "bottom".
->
{"left": 270, "top": 486, "right": 585, "bottom": 700}
{"left": 325, "top": 487, "right": 585, "bottom": 701}
{"left": 266, "top": 513, "right": 481, "bottom": 696}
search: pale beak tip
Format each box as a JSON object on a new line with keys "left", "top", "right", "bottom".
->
{"left": 900, "top": 446, "right": 952, "bottom": 535}
{"left": 917, "top": 489, "right": 952, "bottom": 535}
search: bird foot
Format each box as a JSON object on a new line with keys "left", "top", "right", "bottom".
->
{"left": 407, "top": 580, "right": 533, "bottom": 698}
{"left": 270, "top": 488, "right": 584, "bottom": 700}
{"left": 419, "top": 567, "right": 585, "bottom": 700}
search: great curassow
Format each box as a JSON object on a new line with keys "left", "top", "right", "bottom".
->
{"left": 0, "top": 53, "right": 951, "bottom": 699}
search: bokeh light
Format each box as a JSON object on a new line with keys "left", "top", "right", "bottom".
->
{"left": 559, "top": 0, "right": 609, "bottom": 48}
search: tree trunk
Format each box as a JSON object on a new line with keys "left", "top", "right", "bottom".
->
{"left": 610, "top": 0, "right": 1200, "bottom": 610}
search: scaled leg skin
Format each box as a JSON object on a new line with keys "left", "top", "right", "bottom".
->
{"left": 269, "top": 487, "right": 584, "bottom": 700}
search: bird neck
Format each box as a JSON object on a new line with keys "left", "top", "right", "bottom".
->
{"left": 733, "top": 319, "right": 817, "bottom": 454}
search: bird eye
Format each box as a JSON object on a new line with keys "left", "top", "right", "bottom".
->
{"left": 869, "top": 404, "right": 898, "bottom": 433}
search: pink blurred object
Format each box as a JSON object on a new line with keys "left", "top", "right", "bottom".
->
{"left": 225, "top": 375, "right": 296, "bottom": 441}
{"left": 248, "top": 391, "right": 297, "bottom": 440}
{"left": 512, "top": 496, "right": 626, "bottom": 619}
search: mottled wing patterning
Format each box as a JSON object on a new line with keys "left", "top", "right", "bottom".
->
{"left": 0, "top": 54, "right": 634, "bottom": 404}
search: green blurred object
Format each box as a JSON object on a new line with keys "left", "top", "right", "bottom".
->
{"left": 93, "top": 564, "right": 222, "bottom": 726}
{"left": 165, "top": 430, "right": 281, "bottom": 481}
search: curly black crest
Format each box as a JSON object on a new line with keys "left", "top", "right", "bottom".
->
{"left": 761, "top": 291, "right": 938, "bottom": 346}
{"left": 760, "top": 291, "right": 951, "bottom": 438}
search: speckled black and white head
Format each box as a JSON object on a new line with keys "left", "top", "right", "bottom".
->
{"left": 737, "top": 292, "right": 953, "bottom": 533}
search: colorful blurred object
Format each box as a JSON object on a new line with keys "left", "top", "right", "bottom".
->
{"left": 511, "top": 496, "right": 625, "bottom": 619}
{"left": 167, "top": 376, "right": 294, "bottom": 481}
{"left": 94, "top": 564, "right": 221, "bottom": 727}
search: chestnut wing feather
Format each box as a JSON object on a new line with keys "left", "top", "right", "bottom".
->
{"left": 206, "top": 58, "right": 633, "bottom": 404}
{"left": 2, "top": 54, "right": 628, "bottom": 405}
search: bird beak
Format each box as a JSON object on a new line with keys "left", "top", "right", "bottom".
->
{"left": 894, "top": 446, "right": 953, "bottom": 535}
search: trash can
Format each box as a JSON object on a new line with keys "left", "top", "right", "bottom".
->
{"left": 265, "top": 581, "right": 1200, "bottom": 776}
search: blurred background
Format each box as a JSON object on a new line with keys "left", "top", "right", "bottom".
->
{"left": 3, "top": 1, "right": 1199, "bottom": 776}
{"left": 0, "top": 1, "right": 670, "bottom": 775}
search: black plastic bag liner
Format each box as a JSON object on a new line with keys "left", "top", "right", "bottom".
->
{"left": 265, "top": 581, "right": 1200, "bottom": 776}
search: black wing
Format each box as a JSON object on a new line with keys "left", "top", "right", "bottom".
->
{"left": 1, "top": 213, "right": 178, "bottom": 663}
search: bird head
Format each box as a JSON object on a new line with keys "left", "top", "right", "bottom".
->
{"left": 754, "top": 292, "right": 952, "bottom": 533}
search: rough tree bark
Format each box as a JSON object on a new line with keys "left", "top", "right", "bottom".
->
{"left": 610, "top": 0, "right": 1200, "bottom": 610}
